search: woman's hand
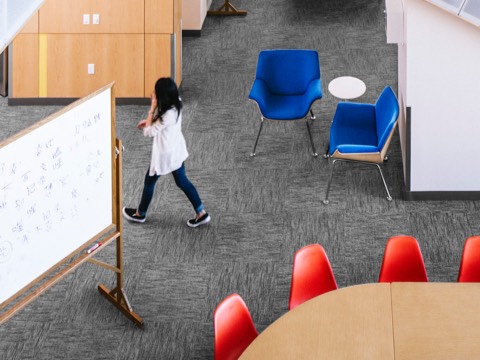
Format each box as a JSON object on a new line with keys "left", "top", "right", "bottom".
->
{"left": 139, "top": 92, "right": 157, "bottom": 130}
{"left": 137, "top": 119, "right": 148, "bottom": 129}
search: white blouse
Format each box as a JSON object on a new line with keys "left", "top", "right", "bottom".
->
{"left": 143, "top": 107, "right": 188, "bottom": 176}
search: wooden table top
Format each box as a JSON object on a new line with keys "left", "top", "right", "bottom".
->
{"left": 240, "top": 282, "right": 480, "bottom": 360}
{"left": 392, "top": 282, "right": 480, "bottom": 360}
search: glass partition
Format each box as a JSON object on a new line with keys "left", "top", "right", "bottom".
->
{"left": 460, "top": 0, "right": 480, "bottom": 25}
{"left": 429, "top": 0, "right": 466, "bottom": 14}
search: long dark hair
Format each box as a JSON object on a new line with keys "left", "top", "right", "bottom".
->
{"left": 154, "top": 77, "right": 182, "bottom": 121}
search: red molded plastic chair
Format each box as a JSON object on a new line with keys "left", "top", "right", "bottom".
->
{"left": 289, "top": 244, "right": 338, "bottom": 310}
{"left": 214, "top": 293, "right": 258, "bottom": 360}
{"left": 378, "top": 235, "right": 428, "bottom": 282}
{"left": 457, "top": 236, "right": 480, "bottom": 282}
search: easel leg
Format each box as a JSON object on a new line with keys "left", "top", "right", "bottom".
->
{"left": 207, "top": 0, "right": 247, "bottom": 16}
{"left": 96, "top": 138, "right": 143, "bottom": 327}
{"left": 98, "top": 284, "right": 143, "bottom": 327}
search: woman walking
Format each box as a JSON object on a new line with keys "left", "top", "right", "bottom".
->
{"left": 122, "top": 77, "right": 210, "bottom": 228}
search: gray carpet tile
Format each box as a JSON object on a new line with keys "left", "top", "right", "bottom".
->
{"left": 115, "top": 320, "right": 201, "bottom": 360}
{"left": 132, "top": 262, "right": 210, "bottom": 323}
{"left": 146, "top": 211, "right": 218, "bottom": 264}
{"left": 205, "top": 261, "right": 279, "bottom": 324}
{"left": 185, "top": 132, "right": 238, "bottom": 171}
{"left": 226, "top": 168, "right": 288, "bottom": 213}
{"left": 1, "top": 0, "right": 480, "bottom": 359}
{"left": 214, "top": 213, "right": 286, "bottom": 262}
{"left": 34, "top": 321, "right": 126, "bottom": 360}
{"left": 284, "top": 168, "right": 333, "bottom": 212}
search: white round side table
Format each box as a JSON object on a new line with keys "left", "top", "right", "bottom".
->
{"left": 328, "top": 76, "right": 366, "bottom": 101}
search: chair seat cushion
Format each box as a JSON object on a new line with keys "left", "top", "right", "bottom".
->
{"left": 329, "top": 102, "right": 379, "bottom": 154}
{"left": 249, "top": 78, "right": 322, "bottom": 120}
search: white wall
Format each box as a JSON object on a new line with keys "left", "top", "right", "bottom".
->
{"left": 397, "top": 42, "right": 407, "bottom": 181}
{"left": 183, "top": 0, "right": 211, "bottom": 31}
{"left": 406, "top": 0, "right": 480, "bottom": 191}
{"left": 386, "top": 0, "right": 408, "bottom": 182}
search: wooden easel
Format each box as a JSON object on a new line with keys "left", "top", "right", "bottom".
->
{"left": 207, "top": 0, "right": 247, "bottom": 16}
{"left": 88, "top": 138, "right": 143, "bottom": 327}
{"left": 0, "top": 83, "right": 143, "bottom": 327}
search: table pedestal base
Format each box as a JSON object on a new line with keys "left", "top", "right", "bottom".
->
{"left": 208, "top": 0, "right": 247, "bottom": 16}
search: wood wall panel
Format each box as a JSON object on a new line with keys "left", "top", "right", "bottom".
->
{"left": 11, "top": 0, "right": 181, "bottom": 99}
{"left": 174, "top": 0, "right": 182, "bottom": 84}
{"left": 20, "top": 13, "right": 39, "bottom": 34}
{"left": 145, "top": 34, "right": 171, "bottom": 95}
{"left": 145, "top": 0, "right": 174, "bottom": 33}
{"left": 39, "top": 0, "right": 144, "bottom": 34}
{"left": 45, "top": 34, "right": 144, "bottom": 98}
{"left": 12, "top": 34, "right": 39, "bottom": 97}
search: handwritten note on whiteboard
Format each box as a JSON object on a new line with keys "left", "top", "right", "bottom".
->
{"left": 0, "top": 87, "right": 113, "bottom": 304}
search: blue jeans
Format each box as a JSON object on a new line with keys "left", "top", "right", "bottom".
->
{"left": 137, "top": 163, "right": 204, "bottom": 216}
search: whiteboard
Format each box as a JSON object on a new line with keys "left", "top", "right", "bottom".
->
{"left": 0, "top": 85, "right": 113, "bottom": 305}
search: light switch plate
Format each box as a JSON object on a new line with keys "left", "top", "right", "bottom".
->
{"left": 88, "top": 64, "right": 95, "bottom": 75}
{"left": 83, "top": 14, "right": 90, "bottom": 25}
{"left": 93, "top": 14, "right": 100, "bottom": 25}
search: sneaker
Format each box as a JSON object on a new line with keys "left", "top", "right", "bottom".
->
{"left": 122, "top": 207, "right": 146, "bottom": 223}
{"left": 187, "top": 213, "right": 211, "bottom": 228}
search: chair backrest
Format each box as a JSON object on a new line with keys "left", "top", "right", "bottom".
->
{"left": 375, "top": 86, "right": 399, "bottom": 150}
{"left": 214, "top": 293, "right": 258, "bottom": 360}
{"left": 289, "top": 244, "right": 338, "bottom": 310}
{"left": 256, "top": 49, "right": 320, "bottom": 96}
{"left": 378, "top": 235, "right": 428, "bottom": 282}
{"left": 457, "top": 236, "right": 480, "bottom": 282}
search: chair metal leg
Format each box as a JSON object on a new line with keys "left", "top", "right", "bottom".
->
{"left": 306, "top": 111, "right": 318, "bottom": 158}
{"left": 323, "top": 159, "right": 338, "bottom": 205}
{"left": 250, "top": 117, "right": 264, "bottom": 157}
{"left": 375, "top": 164, "right": 393, "bottom": 201}
{"left": 323, "top": 142, "right": 330, "bottom": 159}
{"left": 324, "top": 159, "right": 392, "bottom": 204}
